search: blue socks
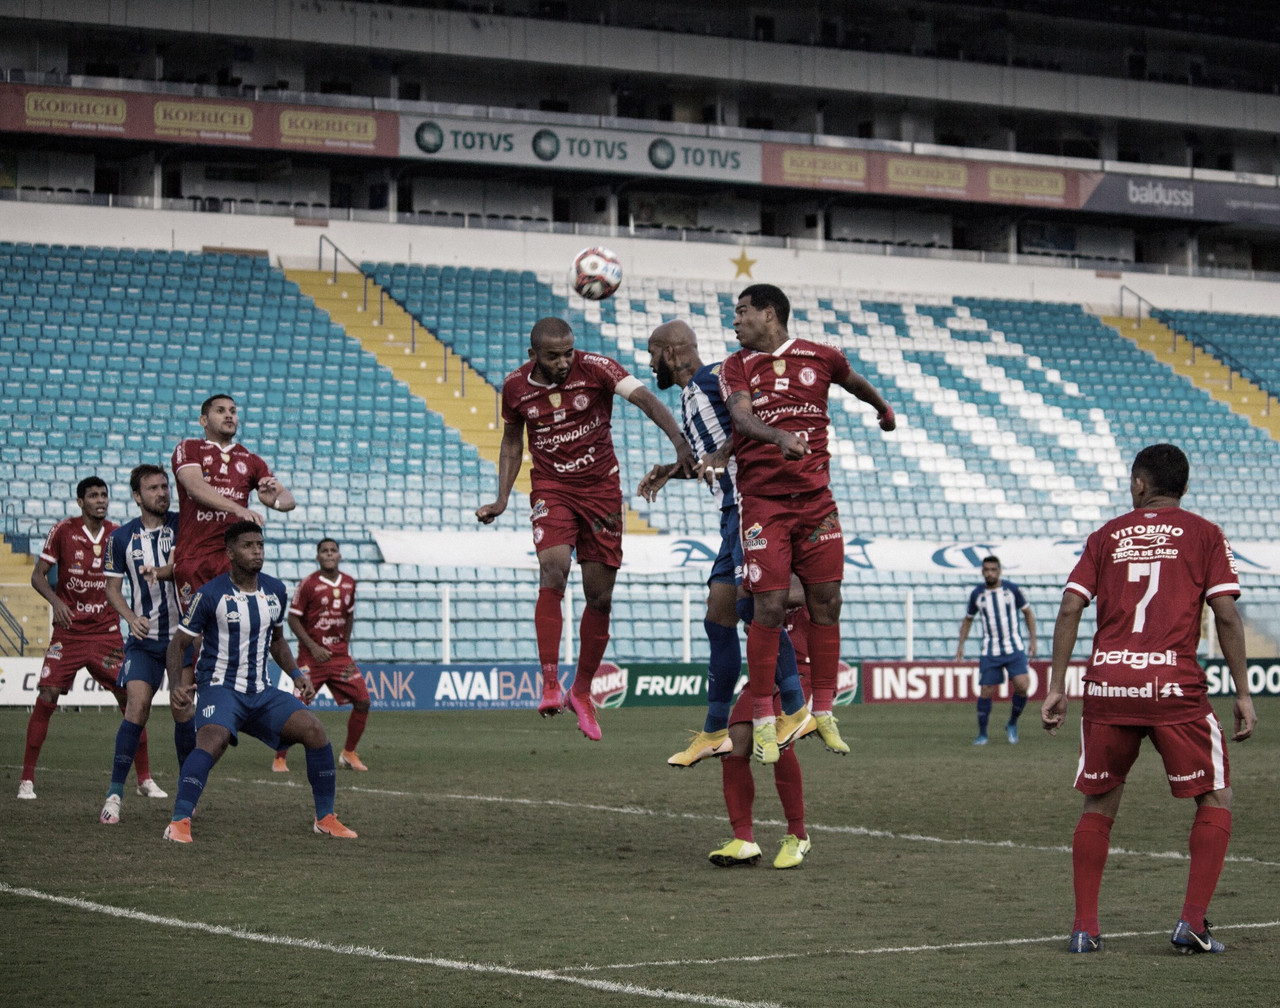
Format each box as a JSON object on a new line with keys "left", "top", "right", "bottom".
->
{"left": 174, "top": 719, "right": 197, "bottom": 770}
{"left": 774, "top": 631, "right": 805, "bottom": 715}
{"left": 171, "top": 747, "right": 215, "bottom": 821}
{"left": 1010, "top": 692, "right": 1028, "bottom": 724}
{"left": 977, "top": 696, "right": 993, "bottom": 734}
{"left": 703, "top": 620, "right": 740, "bottom": 733}
{"left": 306, "top": 743, "right": 337, "bottom": 820}
{"left": 109, "top": 719, "right": 143, "bottom": 797}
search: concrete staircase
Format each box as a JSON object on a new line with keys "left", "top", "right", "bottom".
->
{"left": 287, "top": 268, "right": 657, "bottom": 534}
{"left": 0, "top": 542, "right": 48, "bottom": 657}
{"left": 1104, "top": 315, "right": 1280, "bottom": 440}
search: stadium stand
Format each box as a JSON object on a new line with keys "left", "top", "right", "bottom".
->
{"left": 5, "top": 240, "right": 1279, "bottom": 663}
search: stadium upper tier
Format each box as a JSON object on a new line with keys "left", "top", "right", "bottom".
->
{"left": 4, "top": 241, "right": 1277, "bottom": 662}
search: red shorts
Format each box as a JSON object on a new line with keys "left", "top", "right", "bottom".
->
{"left": 1074, "top": 714, "right": 1230, "bottom": 798}
{"left": 40, "top": 630, "right": 125, "bottom": 695}
{"left": 738, "top": 488, "right": 843, "bottom": 593}
{"left": 174, "top": 552, "right": 230, "bottom": 609}
{"left": 529, "top": 485, "right": 624, "bottom": 569}
{"left": 300, "top": 655, "right": 370, "bottom": 706}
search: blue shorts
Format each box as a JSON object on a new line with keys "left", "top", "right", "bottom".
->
{"left": 119, "top": 638, "right": 167, "bottom": 691}
{"left": 978, "top": 651, "right": 1030, "bottom": 686}
{"left": 119, "top": 637, "right": 195, "bottom": 691}
{"left": 709, "top": 505, "right": 743, "bottom": 586}
{"left": 193, "top": 683, "right": 309, "bottom": 750}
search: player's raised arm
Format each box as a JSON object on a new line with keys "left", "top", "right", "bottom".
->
{"left": 176, "top": 464, "right": 265, "bottom": 527}
{"left": 616, "top": 377, "right": 696, "bottom": 476}
{"left": 476, "top": 418, "right": 526, "bottom": 524}
{"left": 724, "top": 388, "right": 809, "bottom": 460}
{"left": 836, "top": 370, "right": 896, "bottom": 431}
{"left": 256, "top": 475, "right": 296, "bottom": 513}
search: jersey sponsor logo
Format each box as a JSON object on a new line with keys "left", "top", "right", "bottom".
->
{"left": 774, "top": 377, "right": 790, "bottom": 391}
{"left": 1093, "top": 648, "right": 1178, "bottom": 670}
{"left": 1168, "top": 768, "right": 1205, "bottom": 783}
{"left": 1085, "top": 679, "right": 1161, "bottom": 698}
{"left": 552, "top": 450, "right": 595, "bottom": 473}
{"left": 530, "top": 499, "right": 549, "bottom": 520}
{"left": 744, "top": 522, "right": 764, "bottom": 540}
{"left": 1110, "top": 524, "right": 1184, "bottom": 547}
{"left": 1159, "top": 682, "right": 1185, "bottom": 698}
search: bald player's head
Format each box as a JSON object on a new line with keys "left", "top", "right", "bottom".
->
{"left": 647, "top": 320, "right": 700, "bottom": 390}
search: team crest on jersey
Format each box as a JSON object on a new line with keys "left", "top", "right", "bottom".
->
{"left": 772, "top": 359, "right": 787, "bottom": 376}
{"left": 235, "top": 460, "right": 247, "bottom": 475}
{"left": 202, "top": 704, "right": 215, "bottom": 719}
{"left": 533, "top": 526, "right": 545, "bottom": 544}
{"left": 267, "top": 596, "right": 282, "bottom": 620}
{"left": 573, "top": 394, "right": 589, "bottom": 411}
{"left": 799, "top": 366, "right": 817, "bottom": 386}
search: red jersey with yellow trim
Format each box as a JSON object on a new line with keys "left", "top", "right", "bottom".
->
{"left": 501, "top": 350, "right": 630, "bottom": 493}
{"left": 171, "top": 438, "right": 272, "bottom": 562}
{"left": 39, "top": 516, "right": 120, "bottom": 636}
{"left": 718, "top": 338, "right": 852, "bottom": 497}
{"left": 1064, "top": 505, "right": 1240, "bottom": 726}
{"left": 289, "top": 570, "right": 357, "bottom": 663}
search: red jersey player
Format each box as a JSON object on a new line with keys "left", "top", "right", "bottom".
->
{"left": 1042, "top": 443, "right": 1256, "bottom": 956}
{"left": 272, "top": 538, "right": 371, "bottom": 773}
{"left": 476, "top": 316, "right": 694, "bottom": 741}
{"left": 170, "top": 393, "right": 295, "bottom": 606}
{"left": 719, "top": 283, "right": 895, "bottom": 763}
{"left": 19, "top": 476, "right": 161, "bottom": 800}
{"left": 710, "top": 579, "right": 817, "bottom": 870}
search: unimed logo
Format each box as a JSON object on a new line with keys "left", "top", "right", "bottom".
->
{"left": 1126, "top": 178, "right": 1194, "bottom": 211}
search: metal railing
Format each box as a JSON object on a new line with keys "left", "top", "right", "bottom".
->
{"left": 0, "top": 599, "right": 27, "bottom": 656}
{"left": 1120, "top": 286, "right": 1275, "bottom": 414}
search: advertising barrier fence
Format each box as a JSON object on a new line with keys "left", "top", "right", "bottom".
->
{"left": 3, "top": 656, "right": 1275, "bottom": 710}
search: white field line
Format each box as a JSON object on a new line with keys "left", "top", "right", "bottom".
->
{"left": 9, "top": 761, "right": 1280, "bottom": 869}
{"left": 328, "top": 782, "right": 1280, "bottom": 869}
{"left": 0, "top": 882, "right": 784, "bottom": 1008}
{"left": 561, "top": 920, "right": 1280, "bottom": 973}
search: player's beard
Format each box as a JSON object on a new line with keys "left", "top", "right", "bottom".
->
{"left": 654, "top": 358, "right": 676, "bottom": 389}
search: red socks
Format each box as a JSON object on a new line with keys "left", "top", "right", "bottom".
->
{"left": 534, "top": 587, "right": 564, "bottom": 687}
{"left": 1182, "top": 805, "right": 1233, "bottom": 931}
{"left": 773, "top": 745, "right": 806, "bottom": 839}
{"left": 344, "top": 709, "right": 369, "bottom": 752}
{"left": 807, "top": 621, "right": 841, "bottom": 712}
{"left": 721, "top": 754, "right": 755, "bottom": 842}
{"left": 22, "top": 697, "right": 57, "bottom": 779}
{"left": 746, "top": 623, "right": 781, "bottom": 718}
{"left": 1072, "top": 812, "right": 1114, "bottom": 934}
{"left": 574, "top": 605, "right": 610, "bottom": 697}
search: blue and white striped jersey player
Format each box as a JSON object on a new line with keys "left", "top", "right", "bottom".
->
{"left": 955, "top": 554, "right": 1038, "bottom": 746}
{"left": 161, "top": 520, "right": 357, "bottom": 844}
{"left": 639, "top": 320, "right": 811, "bottom": 769}
{"left": 99, "top": 464, "right": 197, "bottom": 825}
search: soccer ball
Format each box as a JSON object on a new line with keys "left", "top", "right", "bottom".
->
{"left": 570, "top": 246, "right": 623, "bottom": 301}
